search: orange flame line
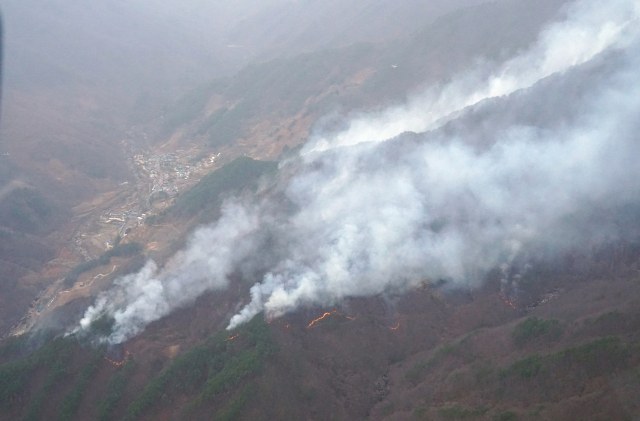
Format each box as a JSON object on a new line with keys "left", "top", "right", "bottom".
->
{"left": 269, "top": 319, "right": 291, "bottom": 328}
{"left": 307, "top": 310, "right": 356, "bottom": 328}
{"left": 390, "top": 323, "right": 400, "bottom": 330}
{"left": 224, "top": 334, "right": 239, "bottom": 342}
{"left": 307, "top": 312, "right": 332, "bottom": 328}
{"left": 499, "top": 293, "right": 517, "bottom": 309}
{"left": 104, "top": 351, "right": 130, "bottom": 366}
{"left": 266, "top": 317, "right": 293, "bottom": 329}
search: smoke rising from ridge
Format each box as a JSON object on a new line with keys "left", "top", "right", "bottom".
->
{"left": 229, "top": 55, "right": 640, "bottom": 327}
{"left": 79, "top": 203, "right": 260, "bottom": 343}
{"left": 303, "top": 0, "right": 640, "bottom": 154}
{"left": 79, "top": 0, "right": 640, "bottom": 342}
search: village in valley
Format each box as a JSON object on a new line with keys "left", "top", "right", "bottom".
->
{"left": 98, "top": 146, "right": 221, "bottom": 245}
{"left": 9, "top": 132, "right": 225, "bottom": 336}
{"left": 89, "top": 124, "right": 225, "bottom": 252}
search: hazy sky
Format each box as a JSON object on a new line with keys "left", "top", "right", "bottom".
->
{"left": 0, "top": 0, "right": 489, "bottom": 92}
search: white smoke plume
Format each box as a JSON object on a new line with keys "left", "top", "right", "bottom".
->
{"left": 303, "top": 0, "right": 640, "bottom": 153}
{"left": 78, "top": 0, "right": 640, "bottom": 341}
{"left": 229, "top": 0, "right": 640, "bottom": 327}
{"left": 79, "top": 202, "right": 261, "bottom": 343}
{"left": 229, "top": 57, "right": 640, "bottom": 327}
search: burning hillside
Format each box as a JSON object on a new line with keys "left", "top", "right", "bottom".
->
{"left": 77, "top": 0, "right": 640, "bottom": 345}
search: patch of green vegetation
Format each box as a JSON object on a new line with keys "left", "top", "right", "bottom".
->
{"left": 188, "top": 318, "right": 277, "bottom": 412}
{"left": 501, "top": 337, "right": 630, "bottom": 382}
{"left": 413, "top": 406, "right": 427, "bottom": 418}
{"left": 24, "top": 362, "right": 68, "bottom": 421}
{"left": 64, "top": 260, "right": 102, "bottom": 287}
{"left": 57, "top": 350, "right": 104, "bottom": 421}
{"left": 584, "top": 311, "right": 628, "bottom": 335}
{"left": 64, "top": 242, "right": 143, "bottom": 287}
{"left": 437, "top": 405, "right": 488, "bottom": 419}
{"left": 473, "top": 365, "right": 494, "bottom": 384}
{"left": 493, "top": 410, "right": 518, "bottom": 421}
{"left": 404, "top": 333, "right": 478, "bottom": 385}
{"left": 0, "top": 358, "right": 34, "bottom": 406}
{"left": 215, "top": 384, "right": 254, "bottom": 421}
{"left": 241, "top": 316, "right": 279, "bottom": 356}
{"left": 197, "top": 107, "right": 229, "bottom": 135}
{"left": 126, "top": 316, "right": 276, "bottom": 420}
{"left": 161, "top": 79, "right": 228, "bottom": 136}
{"left": 125, "top": 358, "right": 191, "bottom": 420}
{"left": 512, "top": 317, "right": 562, "bottom": 346}
{"left": 158, "top": 41, "right": 377, "bottom": 146}
{"left": 549, "top": 336, "right": 628, "bottom": 377}
{"left": 193, "top": 343, "right": 268, "bottom": 405}
{"left": 0, "top": 334, "right": 29, "bottom": 360}
{"left": 595, "top": 311, "right": 625, "bottom": 324}
{"left": 0, "top": 336, "right": 76, "bottom": 406}
{"left": 0, "top": 227, "right": 56, "bottom": 276}
{"left": 88, "top": 314, "right": 116, "bottom": 338}
{"left": 25, "top": 191, "right": 52, "bottom": 217}
{"left": 96, "top": 360, "right": 137, "bottom": 421}
{"left": 381, "top": 402, "right": 396, "bottom": 416}
{"left": 510, "top": 354, "right": 543, "bottom": 378}
{"left": 223, "top": 42, "right": 373, "bottom": 114}
{"left": 171, "top": 156, "right": 277, "bottom": 218}
{"left": 527, "top": 405, "right": 544, "bottom": 417}
{"left": 103, "top": 242, "right": 142, "bottom": 259}
{"left": 31, "top": 140, "right": 128, "bottom": 181}
{"left": 208, "top": 101, "right": 255, "bottom": 147}
{"left": 405, "top": 359, "right": 436, "bottom": 384}
{"left": 0, "top": 188, "right": 68, "bottom": 236}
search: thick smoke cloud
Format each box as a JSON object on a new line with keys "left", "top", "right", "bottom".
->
{"left": 304, "top": 0, "right": 640, "bottom": 153}
{"left": 229, "top": 51, "right": 640, "bottom": 327}
{"left": 79, "top": 0, "right": 640, "bottom": 342}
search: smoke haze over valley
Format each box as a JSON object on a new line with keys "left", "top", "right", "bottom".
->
{"left": 77, "top": 0, "right": 640, "bottom": 342}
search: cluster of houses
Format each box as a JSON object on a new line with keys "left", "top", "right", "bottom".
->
{"left": 99, "top": 209, "right": 148, "bottom": 241}
{"left": 133, "top": 150, "right": 221, "bottom": 198}
{"left": 101, "top": 209, "right": 144, "bottom": 224}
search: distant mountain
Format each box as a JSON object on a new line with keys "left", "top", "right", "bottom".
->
{"left": 154, "top": 0, "right": 569, "bottom": 156}
{"left": 223, "top": 0, "right": 490, "bottom": 57}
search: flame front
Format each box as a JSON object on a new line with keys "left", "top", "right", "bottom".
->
{"left": 224, "top": 334, "right": 240, "bottom": 342}
{"left": 307, "top": 312, "right": 332, "bottom": 328}
{"left": 500, "top": 293, "right": 517, "bottom": 309}
{"left": 104, "top": 351, "right": 130, "bottom": 366}
{"left": 307, "top": 310, "right": 356, "bottom": 328}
